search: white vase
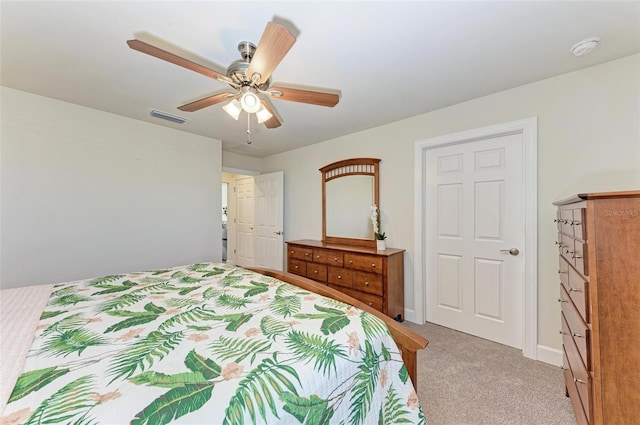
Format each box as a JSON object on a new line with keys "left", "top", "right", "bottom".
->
{"left": 376, "top": 239, "right": 386, "bottom": 251}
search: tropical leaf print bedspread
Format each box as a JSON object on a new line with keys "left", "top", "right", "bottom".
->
{"left": 2, "top": 263, "right": 425, "bottom": 425}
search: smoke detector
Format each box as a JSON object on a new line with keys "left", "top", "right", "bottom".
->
{"left": 571, "top": 37, "right": 601, "bottom": 57}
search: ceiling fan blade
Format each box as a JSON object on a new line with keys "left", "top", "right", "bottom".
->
{"left": 246, "top": 22, "right": 296, "bottom": 85}
{"left": 178, "top": 92, "right": 236, "bottom": 112}
{"left": 260, "top": 99, "right": 282, "bottom": 129}
{"left": 269, "top": 86, "right": 340, "bottom": 107}
{"left": 127, "top": 39, "right": 231, "bottom": 83}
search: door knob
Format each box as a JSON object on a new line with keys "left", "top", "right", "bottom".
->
{"left": 499, "top": 248, "right": 520, "bottom": 256}
{"left": 274, "top": 231, "right": 283, "bottom": 235}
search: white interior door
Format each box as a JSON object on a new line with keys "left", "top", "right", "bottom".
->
{"left": 425, "top": 134, "right": 524, "bottom": 348}
{"left": 254, "top": 172, "right": 284, "bottom": 270}
{"left": 236, "top": 177, "right": 255, "bottom": 267}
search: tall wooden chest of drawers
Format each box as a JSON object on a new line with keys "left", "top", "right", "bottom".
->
{"left": 286, "top": 240, "right": 405, "bottom": 321}
{"left": 553, "top": 191, "right": 640, "bottom": 424}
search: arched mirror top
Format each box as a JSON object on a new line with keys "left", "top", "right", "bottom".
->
{"left": 321, "top": 158, "right": 380, "bottom": 248}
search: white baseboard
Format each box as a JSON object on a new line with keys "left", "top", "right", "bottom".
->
{"left": 403, "top": 308, "right": 418, "bottom": 324}
{"left": 536, "top": 344, "right": 562, "bottom": 366}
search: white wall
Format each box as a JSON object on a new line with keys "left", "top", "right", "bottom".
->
{"left": 1, "top": 87, "right": 223, "bottom": 289}
{"left": 262, "top": 54, "right": 640, "bottom": 351}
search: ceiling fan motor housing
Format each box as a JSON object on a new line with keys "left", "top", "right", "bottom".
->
{"left": 226, "top": 41, "right": 270, "bottom": 90}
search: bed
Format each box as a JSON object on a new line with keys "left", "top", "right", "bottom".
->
{"left": 0, "top": 262, "right": 428, "bottom": 424}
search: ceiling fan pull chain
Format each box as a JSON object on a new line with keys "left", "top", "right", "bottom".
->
{"left": 246, "top": 112, "right": 252, "bottom": 144}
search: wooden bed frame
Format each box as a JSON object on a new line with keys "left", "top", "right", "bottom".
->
{"left": 249, "top": 267, "right": 428, "bottom": 389}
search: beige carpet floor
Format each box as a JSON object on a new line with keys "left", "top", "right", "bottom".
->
{"left": 405, "top": 322, "right": 576, "bottom": 425}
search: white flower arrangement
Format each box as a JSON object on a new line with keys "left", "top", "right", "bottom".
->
{"left": 370, "top": 205, "right": 386, "bottom": 240}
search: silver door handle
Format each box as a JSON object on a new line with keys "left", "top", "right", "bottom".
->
{"left": 274, "top": 231, "right": 283, "bottom": 235}
{"left": 499, "top": 248, "right": 520, "bottom": 256}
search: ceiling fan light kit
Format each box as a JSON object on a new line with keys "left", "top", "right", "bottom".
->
{"left": 127, "top": 19, "right": 341, "bottom": 142}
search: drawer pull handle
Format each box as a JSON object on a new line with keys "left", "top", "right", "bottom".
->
{"left": 333, "top": 257, "right": 338, "bottom": 261}
{"left": 557, "top": 298, "right": 568, "bottom": 303}
{"left": 294, "top": 266, "right": 299, "bottom": 269}
{"left": 559, "top": 330, "right": 568, "bottom": 335}
{"left": 316, "top": 255, "right": 320, "bottom": 259}
{"left": 553, "top": 219, "right": 559, "bottom": 223}
{"left": 371, "top": 264, "right": 376, "bottom": 268}
{"left": 314, "top": 270, "right": 318, "bottom": 274}
{"left": 572, "top": 254, "right": 583, "bottom": 259}
{"left": 305, "top": 253, "right": 309, "bottom": 256}
{"left": 572, "top": 332, "right": 584, "bottom": 338}
{"left": 349, "top": 260, "right": 353, "bottom": 264}
{"left": 368, "top": 302, "right": 373, "bottom": 307}
{"left": 290, "top": 250, "right": 294, "bottom": 254}
{"left": 569, "top": 287, "right": 582, "bottom": 293}
{"left": 571, "top": 221, "right": 581, "bottom": 226}
{"left": 337, "top": 275, "right": 342, "bottom": 279}
{"left": 560, "top": 365, "right": 566, "bottom": 370}
{"left": 554, "top": 241, "right": 565, "bottom": 247}
{"left": 364, "top": 282, "right": 369, "bottom": 286}
{"left": 558, "top": 270, "right": 568, "bottom": 274}
{"left": 574, "top": 378, "right": 586, "bottom": 385}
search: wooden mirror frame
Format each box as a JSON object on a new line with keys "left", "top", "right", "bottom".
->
{"left": 320, "top": 158, "right": 380, "bottom": 248}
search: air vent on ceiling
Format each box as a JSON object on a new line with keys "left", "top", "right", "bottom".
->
{"left": 149, "top": 109, "right": 188, "bottom": 124}
{"left": 232, "top": 143, "right": 262, "bottom": 153}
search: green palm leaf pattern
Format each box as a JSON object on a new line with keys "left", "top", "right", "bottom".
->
{"left": 240, "top": 280, "right": 269, "bottom": 297}
{"left": 270, "top": 295, "right": 301, "bottom": 318}
{"left": 223, "top": 355, "right": 301, "bottom": 425}
{"left": 24, "top": 375, "right": 97, "bottom": 425}
{"left": 39, "top": 310, "right": 66, "bottom": 320}
{"left": 285, "top": 330, "right": 347, "bottom": 375}
{"left": 217, "top": 293, "right": 252, "bottom": 310}
{"left": 360, "top": 311, "right": 390, "bottom": 340}
{"left": 378, "top": 385, "right": 412, "bottom": 425}
{"left": 91, "top": 280, "right": 137, "bottom": 295}
{"left": 104, "top": 313, "right": 159, "bottom": 333}
{"left": 281, "top": 392, "right": 334, "bottom": 425}
{"left": 131, "top": 382, "right": 215, "bottom": 425}
{"left": 260, "top": 316, "right": 289, "bottom": 339}
{"left": 8, "top": 367, "right": 70, "bottom": 402}
{"left": 51, "top": 293, "right": 89, "bottom": 306}
{"left": 184, "top": 350, "right": 221, "bottom": 379}
{"left": 158, "top": 306, "right": 218, "bottom": 331}
{"left": 108, "top": 331, "right": 184, "bottom": 382}
{"left": 88, "top": 274, "right": 126, "bottom": 286}
{"left": 349, "top": 340, "right": 381, "bottom": 425}
{"left": 96, "top": 293, "right": 145, "bottom": 313}
{"left": 129, "top": 371, "right": 209, "bottom": 388}
{"left": 40, "top": 328, "right": 108, "bottom": 357}
{"left": 187, "top": 263, "right": 213, "bottom": 272}
{"left": 202, "top": 286, "right": 223, "bottom": 300}
{"left": 219, "top": 275, "right": 244, "bottom": 287}
{"left": 209, "top": 336, "right": 272, "bottom": 364}
{"left": 295, "top": 305, "right": 351, "bottom": 335}
{"left": 41, "top": 313, "right": 86, "bottom": 337}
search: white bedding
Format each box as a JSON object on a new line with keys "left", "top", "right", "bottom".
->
{"left": 0, "top": 284, "right": 54, "bottom": 414}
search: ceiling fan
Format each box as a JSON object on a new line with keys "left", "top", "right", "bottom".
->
{"left": 127, "top": 21, "right": 340, "bottom": 130}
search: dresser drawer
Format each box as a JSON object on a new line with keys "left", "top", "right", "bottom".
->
{"left": 572, "top": 208, "right": 586, "bottom": 240}
{"left": 330, "top": 285, "right": 383, "bottom": 311}
{"left": 288, "top": 259, "right": 307, "bottom": 276}
{"left": 563, "top": 347, "right": 590, "bottom": 425}
{"left": 313, "top": 249, "right": 344, "bottom": 267}
{"left": 328, "top": 267, "right": 353, "bottom": 288}
{"left": 306, "top": 264, "right": 328, "bottom": 281}
{"left": 288, "top": 246, "right": 313, "bottom": 261}
{"left": 561, "top": 288, "right": 590, "bottom": 370}
{"left": 573, "top": 240, "right": 588, "bottom": 277}
{"left": 353, "top": 271, "right": 383, "bottom": 296}
{"left": 344, "top": 253, "right": 383, "bottom": 274}
{"left": 560, "top": 235, "right": 575, "bottom": 264}
{"left": 568, "top": 266, "right": 590, "bottom": 323}
{"left": 558, "top": 256, "right": 570, "bottom": 287}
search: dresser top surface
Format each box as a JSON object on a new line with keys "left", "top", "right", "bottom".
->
{"left": 553, "top": 190, "right": 640, "bottom": 206}
{"left": 287, "top": 239, "right": 405, "bottom": 256}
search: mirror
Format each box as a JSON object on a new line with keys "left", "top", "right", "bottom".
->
{"left": 321, "top": 158, "right": 380, "bottom": 247}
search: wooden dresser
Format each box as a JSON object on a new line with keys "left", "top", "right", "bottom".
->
{"left": 286, "top": 240, "right": 405, "bottom": 321}
{"left": 553, "top": 191, "right": 640, "bottom": 424}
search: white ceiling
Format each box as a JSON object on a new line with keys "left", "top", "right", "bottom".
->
{"left": 2, "top": 1, "right": 639, "bottom": 158}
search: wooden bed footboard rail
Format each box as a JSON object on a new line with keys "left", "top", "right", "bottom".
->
{"left": 248, "top": 267, "right": 428, "bottom": 389}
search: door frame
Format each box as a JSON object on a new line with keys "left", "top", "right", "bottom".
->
{"left": 413, "top": 117, "right": 538, "bottom": 359}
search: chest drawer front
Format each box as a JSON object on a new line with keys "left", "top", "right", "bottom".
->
{"left": 568, "top": 266, "right": 590, "bottom": 323}
{"left": 330, "top": 285, "right": 383, "bottom": 312}
{"left": 345, "top": 253, "right": 383, "bottom": 275}
{"left": 561, "top": 287, "right": 590, "bottom": 369}
{"left": 563, "top": 348, "right": 590, "bottom": 425}
{"left": 572, "top": 208, "right": 586, "bottom": 240}
{"left": 306, "top": 264, "right": 328, "bottom": 282}
{"left": 353, "top": 271, "right": 383, "bottom": 296}
{"left": 560, "top": 235, "right": 575, "bottom": 265}
{"left": 313, "top": 249, "right": 344, "bottom": 267}
{"left": 288, "top": 259, "right": 307, "bottom": 276}
{"left": 328, "top": 267, "right": 353, "bottom": 288}
{"left": 289, "top": 246, "right": 313, "bottom": 261}
{"left": 573, "top": 241, "right": 588, "bottom": 277}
